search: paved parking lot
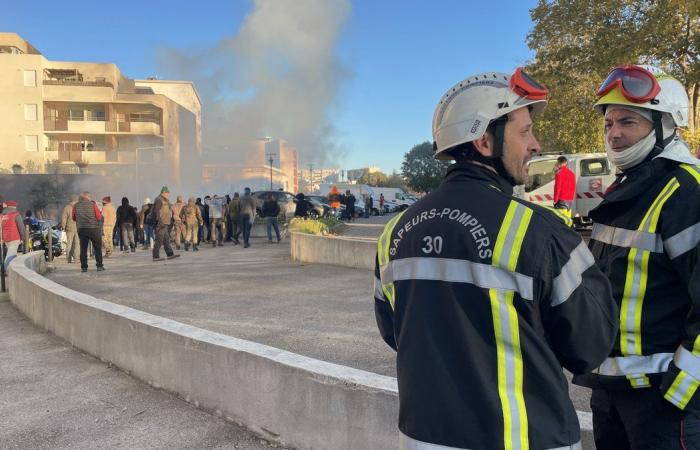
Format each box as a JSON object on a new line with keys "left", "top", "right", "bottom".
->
{"left": 44, "top": 230, "right": 593, "bottom": 413}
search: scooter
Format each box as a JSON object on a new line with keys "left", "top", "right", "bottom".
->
{"left": 29, "top": 222, "right": 62, "bottom": 260}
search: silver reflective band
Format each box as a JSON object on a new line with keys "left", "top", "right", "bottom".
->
{"left": 380, "top": 257, "right": 534, "bottom": 301}
{"left": 551, "top": 241, "right": 595, "bottom": 307}
{"left": 596, "top": 353, "right": 673, "bottom": 376}
{"left": 591, "top": 223, "right": 663, "bottom": 252}
{"left": 674, "top": 347, "right": 700, "bottom": 381}
{"left": 374, "top": 276, "right": 386, "bottom": 300}
{"left": 665, "top": 222, "right": 700, "bottom": 260}
{"left": 399, "top": 431, "right": 582, "bottom": 450}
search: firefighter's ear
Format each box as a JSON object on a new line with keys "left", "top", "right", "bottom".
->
{"left": 472, "top": 131, "right": 493, "bottom": 158}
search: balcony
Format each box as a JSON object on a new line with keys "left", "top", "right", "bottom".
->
{"left": 44, "top": 119, "right": 161, "bottom": 135}
{"left": 43, "top": 68, "right": 113, "bottom": 88}
{"left": 43, "top": 79, "right": 113, "bottom": 88}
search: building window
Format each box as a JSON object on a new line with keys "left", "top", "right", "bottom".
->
{"left": 23, "top": 70, "right": 36, "bottom": 87}
{"left": 69, "top": 108, "right": 85, "bottom": 121}
{"left": 24, "top": 104, "right": 38, "bottom": 121}
{"left": 25, "top": 135, "right": 39, "bottom": 152}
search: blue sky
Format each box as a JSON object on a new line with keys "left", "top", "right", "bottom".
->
{"left": 2, "top": 0, "right": 538, "bottom": 173}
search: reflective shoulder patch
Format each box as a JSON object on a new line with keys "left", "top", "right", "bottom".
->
{"left": 551, "top": 240, "right": 595, "bottom": 307}
{"left": 664, "top": 222, "right": 700, "bottom": 260}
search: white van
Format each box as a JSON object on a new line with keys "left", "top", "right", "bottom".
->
{"left": 514, "top": 153, "right": 617, "bottom": 228}
{"left": 371, "top": 187, "right": 415, "bottom": 211}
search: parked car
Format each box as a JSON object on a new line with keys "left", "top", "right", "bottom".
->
{"left": 305, "top": 197, "right": 329, "bottom": 218}
{"left": 251, "top": 190, "right": 297, "bottom": 220}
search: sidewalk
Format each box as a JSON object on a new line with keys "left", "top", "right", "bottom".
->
{"left": 0, "top": 293, "right": 287, "bottom": 450}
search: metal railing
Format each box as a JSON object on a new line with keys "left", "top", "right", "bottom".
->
{"left": 43, "top": 79, "right": 114, "bottom": 88}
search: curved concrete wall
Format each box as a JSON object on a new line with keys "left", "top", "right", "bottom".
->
{"left": 9, "top": 251, "right": 595, "bottom": 450}
{"left": 8, "top": 252, "right": 399, "bottom": 450}
{"left": 290, "top": 232, "right": 377, "bottom": 270}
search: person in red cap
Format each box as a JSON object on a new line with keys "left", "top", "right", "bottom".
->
{"left": 101, "top": 196, "right": 116, "bottom": 258}
{"left": 1, "top": 200, "right": 26, "bottom": 269}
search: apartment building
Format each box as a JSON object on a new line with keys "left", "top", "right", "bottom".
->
{"left": 202, "top": 138, "right": 299, "bottom": 193}
{"left": 0, "top": 32, "right": 201, "bottom": 200}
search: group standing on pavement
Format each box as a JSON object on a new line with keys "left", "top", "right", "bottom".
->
{"left": 18, "top": 185, "right": 298, "bottom": 269}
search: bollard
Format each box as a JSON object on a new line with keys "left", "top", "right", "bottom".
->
{"left": 24, "top": 224, "right": 30, "bottom": 254}
{"left": 47, "top": 225, "right": 53, "bottom": 262}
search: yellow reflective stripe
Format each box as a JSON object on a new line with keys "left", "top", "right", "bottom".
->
{"left": 510, "top": 209, "right": 533, "bottom": 272}
{"left": 681, "top": 164, "right": 700, "bottom": 185}
{"left": 694, "top": 335, "right": 700, "bottom": 355}
{"left": 377, "top": 212, "right": 405, "bottom": 310}
{"left": 542, "top": 206, "right": 573, "bottom": 227}
{"left": 619, "top": 178, "right": 679, "bottom": 366}
{"left": 644, "top": 180, "right": 679, "bottom": 233}
{"left": 491, "top": 200, "right": 531, "bottom": 450}
{"left": 664, "top": 371, "right": 700, "bottom": 410}
{"left": 493, "top": 201, "right": 519, "bottom": 268}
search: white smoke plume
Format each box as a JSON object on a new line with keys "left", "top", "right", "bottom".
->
{"left": 157, "top": 0, "right": 351, "bottom": 165}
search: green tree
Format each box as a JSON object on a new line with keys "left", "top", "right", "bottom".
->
{"left": 401, "top": 141, "right": 450, "bottom": 194}
{"left": 28, "top": 175, "right": 67, "bottom": 218}
{"left": 527, "top": 0, "right": 700, "bottom": 153}
{"left": 358, "top": 170, "right": 388, "bottom": 186}
{"left": 384, "top": 171, "right": 408, "bottom": 191}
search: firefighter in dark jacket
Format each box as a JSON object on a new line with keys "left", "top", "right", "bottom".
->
{"left": 572, "top": 64, "right": 700, "bottom": 448}
{"left": 374, "top": 68, "right": 618, "bottom": 450}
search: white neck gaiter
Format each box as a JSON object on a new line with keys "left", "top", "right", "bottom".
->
{"left": 605, "top": 129, "right": 657, "bottom": 171}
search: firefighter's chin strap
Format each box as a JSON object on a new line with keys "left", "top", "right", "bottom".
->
{"left": 489, "top": 116, "right": 517, "bottom": 186}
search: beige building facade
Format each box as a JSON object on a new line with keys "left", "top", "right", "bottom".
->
{"left": 0, "top": 33, "right": 201, "bottom": 201}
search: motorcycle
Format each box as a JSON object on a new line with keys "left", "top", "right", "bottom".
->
{"left": 29, "top": 221, "right": 62, "bottom": 260}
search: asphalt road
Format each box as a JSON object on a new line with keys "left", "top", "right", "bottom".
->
{"left": 0, "top": 293, "right": 288, "bottom": 450}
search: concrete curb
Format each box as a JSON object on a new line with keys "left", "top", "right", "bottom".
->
{"left": 290, "top": 232, "right": 377, "bottom": 270}
{"left": 9, "top": 251, "right": 399, "bottom": 450}
{"left": 8, "top": 251, "right": 594, "bottom": 449}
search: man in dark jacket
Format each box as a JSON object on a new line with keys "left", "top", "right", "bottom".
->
{"left": 262, "top": 194, "right": 281, "bottom": 243}
{"left": 72, "top": 192, "right": 104, "bottom": 272}
{"left": 152, "top": 186, "right": 179, "bottom": 262}
{"left": 375, "top": 68, "right": 618, "bottom": 450}
{"left": 574, "top": 64, "right": 700, "bottom": 448}
{"left": 228, "top": 193, "right": 241, "bottom": 245}
{"left": 294, "top": 193, "right": 312, "bottom": 218}
{"left": 239, "top": 188, "right": 256, "bottom": 248}
{"left": 116, "top": 197, "right": 137, "bottom": 253}
{"left": 344, "top": 190, "right": 356, "bottom": 221}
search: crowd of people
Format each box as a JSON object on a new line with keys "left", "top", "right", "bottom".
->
{"left": 0, "top": 186, "right": 279, "bottom": 273}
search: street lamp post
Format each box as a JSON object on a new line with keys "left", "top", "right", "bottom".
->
{"left": 134, "top": 146, "right": 164, "bottom": 206}
{"left": 266, "top": 152, "right": 277, "bottom": 190}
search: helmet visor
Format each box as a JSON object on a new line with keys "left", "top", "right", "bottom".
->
{"left": 597, "top": 65, "right": 661, "bottom": 103}
{"left": 510, "top": 67, "right": 548, "bottom": 100}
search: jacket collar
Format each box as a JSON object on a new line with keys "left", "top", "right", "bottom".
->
{"left": 443, "top": 161, "right": 514, "bottom": 196}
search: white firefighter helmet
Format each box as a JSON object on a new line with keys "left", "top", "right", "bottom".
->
{"left": 595, "top": 64, "right": 689, "bottom": 127}
{"left": 432, "top": 69, "right": 548, "bottom": 160}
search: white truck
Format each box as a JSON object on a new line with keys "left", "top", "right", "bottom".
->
{"left": 514, "top": 153, "right": 617, "bottom": 228}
